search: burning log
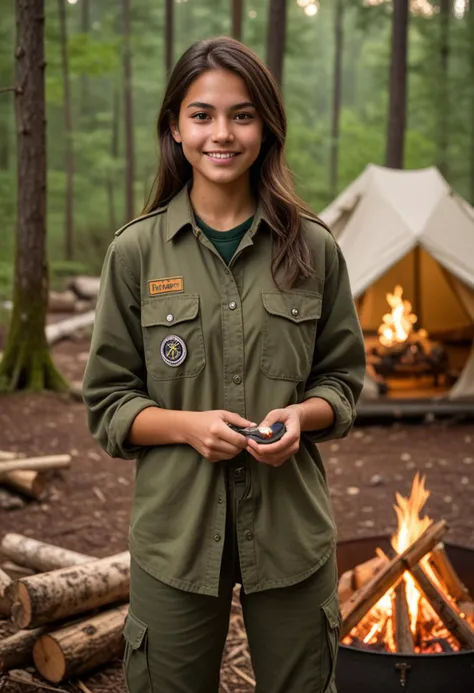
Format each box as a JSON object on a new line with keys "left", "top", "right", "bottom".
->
{"left": 0, "top": 454, "right": 71, "bottom": 478}
{"left": 7, "top": 551, "right": 130, "bottom": 629}
{"left": 338, "top": 556, "right": 386, "bottom": 602}
{"left": 409, "top": 564, "right": 474, "bottom": 651}
{"left": 392, "top": 581, "right": 415, "bottom": 653}
{"left": 340, "top": 520, "right": 447, "bottom": 638}
{"left": 33, "top": 604, "right": 128, "bottom": 682}
{"left": 0, "top": 627, "right": 47, "bottom": 672}
{"left": 427, "top": 543, "right": 472, "bottom": 604}
{"left": 1, "top": 534, "right": 95, "bottom": 573}
{"left": 0, "top": 567, "right": 12, "bottom": 617}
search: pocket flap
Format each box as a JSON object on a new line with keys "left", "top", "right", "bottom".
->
{"left": 123, "top": 611, "right": 148, "bottom": 649}
{"left": 321, "top": 587, "right": 341, "bottom": 630}
{"left": 262, "top": 290, "right": 322, "bottom": 323}
{"left": 141, "top": 294, "right": 199, "bottom": 328}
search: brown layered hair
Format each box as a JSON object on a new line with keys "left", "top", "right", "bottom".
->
{"left": 144, "top": 36, "right": 328, "bottom": 287}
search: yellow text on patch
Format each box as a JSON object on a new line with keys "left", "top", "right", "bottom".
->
{"left": 148, "top": 276, "right": 184, "bottom": 295}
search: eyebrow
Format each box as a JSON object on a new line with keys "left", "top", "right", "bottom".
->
{"left": 186, "top": 101, "right": 256, "bottom": 110}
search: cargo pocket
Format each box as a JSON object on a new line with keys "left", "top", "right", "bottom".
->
{"left": 123, "top": 611, "right": 153, "bottom": 693}
{"left": 141, "top": 293, "right": 205, "bottom": 380}
{"left": 320, "top": 586, "right": 341, "bottom": 693}
{"left": 261, "top": 290, "right": 322, "bottom": 381}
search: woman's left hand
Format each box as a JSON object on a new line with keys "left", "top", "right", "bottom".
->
{"left": 246, "top": 406, "right": 301, "bottom": 467}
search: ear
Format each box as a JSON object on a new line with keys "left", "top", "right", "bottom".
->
{"left": 170, "top": 118, "right": 182, "bottom": 143}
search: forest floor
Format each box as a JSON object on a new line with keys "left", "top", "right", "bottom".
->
{"left": 0, "top": 335, "right": 473, "bottom": 693}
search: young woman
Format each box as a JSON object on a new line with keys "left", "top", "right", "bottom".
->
{"left": 83, "top": 36, "right": 365, "bottom": 693}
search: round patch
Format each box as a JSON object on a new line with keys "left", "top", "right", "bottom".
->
{"left": 160, "top": 334, "right": 187, "bottom": 367}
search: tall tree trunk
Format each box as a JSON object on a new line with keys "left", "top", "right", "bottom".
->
{"left": 232, "top": 0, "right": 243, "bottom": 41}
{"left": 58, "top": 0, "right": 74, "bottom": 260}
{"left": 330, "top": 0, "right": 344, "bottom": 198}
{"left": 385, "top": 0, "right": 409, "bottom": 169}
{"left": 123, "top": 0, "right": 134, "bottom": 222}
{"left": 106, "top": 82, "right": 119, "bottom": 234}
{"left": 80, "top": 0, "right": 90, "bottom": 120}
{"left": 165, "top": 0, "right": 173, "bottom": 77}
{"left": 266, "top": 0, "right": 287, "bottom": 88}
{"left": 0, "top": 0, "right": 68, "bottom": 392}
{"left": 437, "top": 0, "right": 450, "bottom": 178}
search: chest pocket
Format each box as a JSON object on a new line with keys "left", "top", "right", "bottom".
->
{"left": 141, "top": 294, "right": 205, "bottom": 380}
{"left": 261, "top": 290, "right": 322, "bottom": 381}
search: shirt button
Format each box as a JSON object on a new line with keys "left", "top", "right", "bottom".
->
{"left": 213, "top": 533, "right": 221, "bottom": 542}
{"left": 291, "top": 308, "right": 299, "bottom": 317}
{"left": 166, "top": 314, "right": 174, "bottom": 322}
{"left": 229, "top": 301, "right": 237, "bottom": 310}
{"left": 217, "top": 496, "right": 223, "bottom": 504}
{"left": 245, "top": 531, "right": 254, "bottom": 541}
{"left": 233, "top": 467, "right": 245, "bottom": 480}
{"left": 232, "top": 374, "right": 242, "bottom": 385}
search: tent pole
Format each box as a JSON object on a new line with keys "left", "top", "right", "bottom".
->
{"left": 414, "top": 245, "right": 422, "bottom": 329}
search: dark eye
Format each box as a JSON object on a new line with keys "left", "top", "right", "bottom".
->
{"left": 235, "top": 113, "right": 253, "bottom": 121}
{"left": 192, "top": 112, "right": 210, "bottom": 120}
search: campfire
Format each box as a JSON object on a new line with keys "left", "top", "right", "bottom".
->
{"left": 339, "top": 474, "right": 474, "bottom": 655}
{"left": 369, "top": 286, "right": 450, "bottom": 387}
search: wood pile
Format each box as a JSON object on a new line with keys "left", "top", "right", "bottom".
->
{"left": 49, "top": 276, "right": 100, "bottom": 315}
{"left": 0, "top": 451, "right": 71, "bottom": 509}
{"left": 0, "top": 533, "right": 130, "bottom": 685}
{"left": 338, "top": 520, "right": 474, "bottom": 653}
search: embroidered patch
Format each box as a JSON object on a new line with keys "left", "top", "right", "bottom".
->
{"left": 160, "top": 335, "right": 187, "bottom": 367}
{"left": 149, "top": 276, "right": 184, "bottom": 296}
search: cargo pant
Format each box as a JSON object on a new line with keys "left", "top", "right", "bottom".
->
{"left": 123, "top": 462, "right": 340, "bottom": 693}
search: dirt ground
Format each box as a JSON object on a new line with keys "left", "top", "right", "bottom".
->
{"left": 0, "top": 336, "right": 473, "bottom": 693}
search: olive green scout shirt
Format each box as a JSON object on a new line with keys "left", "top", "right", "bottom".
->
{"left": 83, "top": 185, "right": 366, "bottom": 597}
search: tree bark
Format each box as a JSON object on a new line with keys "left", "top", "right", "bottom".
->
{"left": 330, "top": 0, "right": 344, "bottom": 198}
{"left": 165, "top": 0, "right": 173, "bottom": 76}
{"left": 0, "top": 0, "right": 68, "bottom": 393}
{"left": 385, "top": 0, "right": 409, "bottom": 169}
{"left": 33, "top": 604, "right": 128, "bottom": 682}
{"left": 80, "top": 0, "right": 90, "bottom": 119}
{"left": 437, "top": 0, "right": 450, "bottom": 178}
{"left": 1, "top": 534, "right": 95, "bottom": 573}
{"left": 106, "top": 81, "right": 120, "bottom": 233}
{"left": 8, "top": 551, "right": 130, "bottom": 629}
{"left": 0, "top": 627, "right": 46, "bottom": 672}
{"left": 266, "top": 0, "right": 287, "bottom": 88}
{"left": 232, "top": 0, "right": 243, "bottom": 41}
{"left": 58, "top": 0, "right": 74, "bottom": 260}
{"left": 123, "top": 0, "right": 134, "bottom": 222}
{"left": 0, "top": 567, "right": 12, "bottom": 616}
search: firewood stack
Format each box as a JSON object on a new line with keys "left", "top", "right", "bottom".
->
{"left": 0, "top": 533, "right": 129, "bottom": 684}
{"left": 338, "top": 520, "right": 474, "bottom": 653}
{"left": 0, "top": 451, "right": 71, "bottom": 509}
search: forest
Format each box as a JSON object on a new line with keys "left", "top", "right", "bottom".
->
{"left": 0, "top": 0, "right": 473, "bottom": 303}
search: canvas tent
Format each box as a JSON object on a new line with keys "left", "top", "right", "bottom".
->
{"left": 319, "top": 164, "right": 474, "bottom": 401}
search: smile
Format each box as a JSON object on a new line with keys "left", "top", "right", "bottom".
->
{"left": 205, "top": 152, "right": 239, "bottom": 160}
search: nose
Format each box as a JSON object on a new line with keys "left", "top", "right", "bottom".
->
{"left": 211, "top": 117, "right": 234, "bottom": 143}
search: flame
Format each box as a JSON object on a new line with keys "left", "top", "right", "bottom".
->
{"left": 345, "top": 474, "right": 464, "bottom": 653}
{"left": 378, "top": 285, "right": 418, "bottom": 347}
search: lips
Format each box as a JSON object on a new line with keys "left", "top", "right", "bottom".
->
{"left": 205, "top": 152, "right": 240, "bottom": 159}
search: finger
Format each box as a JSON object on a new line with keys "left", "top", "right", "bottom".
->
{"left": 224, "top": 411, "right": 257, "bottom": 428}
{"left": 247, "top": 435, "right": 297, "bottom": 456}
{"left": 258, "top": 409, "right": 286, "bottom": 429}
{"left": 219, "top": 425, "right": 249, "bottom": 449}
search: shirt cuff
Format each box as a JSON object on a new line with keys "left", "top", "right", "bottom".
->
{"left": 108, "top": 396, "right": 158, "bottom": 459}
{"left": 301, "top": 386, "right": 355, "bottom": 443}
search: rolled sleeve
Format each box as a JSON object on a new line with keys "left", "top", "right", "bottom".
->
{"left": 83, "top": 240, "right": 157, "bottom": 460}
{"left": 302, "top": 240, "right": 366, "bottom": 443}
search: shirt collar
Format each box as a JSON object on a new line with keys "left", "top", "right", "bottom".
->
{"left": 165, "top": 183, "right": 273, "bottom": 241}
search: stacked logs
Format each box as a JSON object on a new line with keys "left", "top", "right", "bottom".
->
{"left": 338, "top": 520, "right": 474, "bottom": 652}
{"left": 0, "top": 534, "right": 130, "bottom": 683}
{"left": 0, "top": 451, "right": 72, "bottom": 508}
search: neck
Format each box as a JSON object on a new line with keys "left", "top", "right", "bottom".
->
{"left": 189, "top": 174, "right": 256, "bottom": 231}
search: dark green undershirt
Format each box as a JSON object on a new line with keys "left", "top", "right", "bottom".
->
{"left": 195, "top": 214, "right": 254, "bottom": 265}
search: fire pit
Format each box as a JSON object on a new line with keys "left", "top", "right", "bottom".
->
{"left": 335, "top": 475, "right": 474, "bottom": 692}
{"left": 336, "top": 537, "right": 474, "bottom": 692}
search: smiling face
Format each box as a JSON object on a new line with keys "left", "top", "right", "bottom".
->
{"left": 171, "top": 68, "right": 264, "bottom": 189}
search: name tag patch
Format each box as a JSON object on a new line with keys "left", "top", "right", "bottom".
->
{"left": 160, "top": 335, "right": 187, "bottom": 367}
{"left": 149, "top": 276, "right": 184, "bottom": 296}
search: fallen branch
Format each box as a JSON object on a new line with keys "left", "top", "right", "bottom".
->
{"left": 1, "top": 534, "right": 95, "bottom": 573}
{"left": 0, "top": 455, "right": 71, "bottom": 478}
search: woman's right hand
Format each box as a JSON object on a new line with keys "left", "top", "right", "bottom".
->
{"left": 182, "top": 410, "right": 256, "bottom": 462}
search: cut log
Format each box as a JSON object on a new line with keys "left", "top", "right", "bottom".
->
{"left": 410, "top": 563, "right": 474, "bottom": 651}
{"left": 68, "top": 276, "right": 101, "bottom": 300}
{"left": 338, "top": 569, "right": 353, "bottom": 603}
{"left": 33, "top": 604, "right": 128, "bottom": 682}
{"left": 0, "top": 455, "right": 71, "bottom": 478}
{"left": 2, "top": 470, "right": 47, "bottom": 500}
{"left": 0, "top": 627, "right": 46, "bottom": 672}
{"left": 46, "top": 310, "right": 95, "bottom": 346}
{"left": 0, "top": 567, "right": 12, "bottom": 617}
{"left": 340, "top": 520, "right": 447, "bottom": 638}
{"left": 48, "top": 290, "right": 76, "bottom": 314}
{"left": 1, "top": 534, "right": 95, "bottom": 573}
{"left": 392, "top": 581, "right": 415, "bottom": 653}
{"left": 8, "top": 551, "right": 130, "bottom": 629}
{"left": 427, "top": 543, "right": 472, "bottom": 604}
{"left": 353, "top": 556, "right": 386, "bottom": 590}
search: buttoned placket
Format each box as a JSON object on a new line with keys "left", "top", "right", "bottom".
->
{"left": 195, "top": 226, "right": 259, "bottom": 592}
